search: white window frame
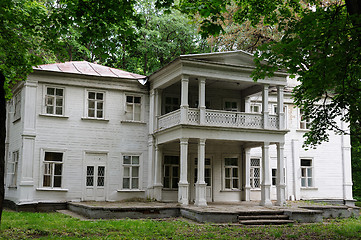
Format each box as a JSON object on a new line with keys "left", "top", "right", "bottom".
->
{"left": 44, "top": 86, "right": 65, "bottom": 116}
{"left": 250, "top": 158, "right": 261, "bottom": 189}
{"left": 122, "top": 155, "right": 141, "bottom": 190}
{"left": 250, "top": 103, "right": 262, "bottom": 113}
{"left": 85, "top": 90, "right": 105, "bottom": 119}
{"left": 163, "top": 155, "right": 180, "bottom": 190}
{"left": 13, "top": 92, "right": 21, "bottom": 121}
{"left": 301, "top": 158, "right": 313, "bottom": 188}
{"left": 223, "top": 156, "right": 240, "bottom": 190}
{"left": 125, "top": 94, "right": 142, "bottom": 121}
{"left": 8, "top": 150, "right": 19, "bottom": 187}
{"left": 223, "top": 99, "right": 240, "bottom": 112}
{"left": 299, "top": 108, "right": 311, "bottom": 130}
{"left": 41, "top": 150, "right": 65, "bottom": 189}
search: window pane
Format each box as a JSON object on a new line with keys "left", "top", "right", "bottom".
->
{"left": 123, "top": 167, "right": 130, "bottom": 177}
{"left": 134, "top": 97, "right": 141, "bottom": 104}
{"left": 308, "top": 178, "right": 312, "bottom": 187}
{"left": 123, "top": 178, "right": 130, "bottom": 189}
{"left": 225, "top": 168, "right": 230, "bottom": 177}
{"left": 56, "top": 107, "right": 62, "bottom": 115}
{"left": 43, "top": 175, "right": 51, "bottom": 187}
{"left": 233, "top": 179, "right": 238, "bottom": 188}
{"left": 301, "top": 178, "right": 306, "bottom": 187}
{"left": 164, "top": 166, "right": 170, "bottom": 177}
{"left": 98, "top": 166, "right": 105, "bottom": 177}
{"left": 251, "top": 159, "right": 260, "bottom": 166}
{"left": 88, "top": 100, "right": 95, "bottom": 108}
{"left": 54, "top": 164, "right": 62, "bottom": 175}
{"left": 172, "top": 166, "right": 179, "bottom": 177}
{"left": 47, "top": 96, "right": 54, "bottom": 105}
{"left": 272, "top": 169, "right": 277, "bottom": 177}
{"left": 205, "top": 158, "right": 211, "bottom": 166}
{"left": 165, "top": 97, "right": 171, "bottom": 104}
{"left": 225, "top": 179, "right": 230, "bottom": 189}
{"left": 96, "top": 93, "right": 103, "bottom": 100}
{"left": 225, "top": 158, "right": 238, "bottom": 166}
{"left": 301, "top": 168, "right": 306, "bottom": 177}
{"left": 254, "top": 168, "right": 260, "bottom": 178}
{"left": 88, "top": 109, "right": 95, "bottom": 117}
{"left": 132, "top": 167, "right": 139, "bottom": 177}
{"left": 88, "top": 92, "right": 95, "bottom": 99}
{"left": 47, "top": 106, "right": 54, "bottom": 114}
{"left": 97, "top": 177, "right": 104, "bottom": 186}
{"left": 164, "top": 177, "right": 170, "bottom": 188}
{"left": 87, "top": 166, "right": 94, "bottom": 176}
{"left": 205, "top": 168, "right": 211, "bottom": 178}
{"left": 47, "top": 88, "right": 55, "bottom": 95}
{"left": 96, "top": 110, "right": 103, "bottom": 118}
{"left": 97, "top": 102, "right": 103, "bottom": 110}
{"left": 172, "top": 177, "right": 178, "bottom": 189}
{"left": 86, "top": 176, "right": 93, "bottom": 186}
{"left": 53, "top": 176, "right": 61, "bottom": 187}
{"left": 301, "top": 159, "right": 312, "bottom": 166}
{"left": 123, "top": 156, "right": 131, "bottom": 164}
{"left": 132, "top": 156, "right": 139, "bottom": 164}
{"left": 45, "top": 152, "right": 63, "bottom": 162}
{"left": 232, "top": 168, "right": 238, "bottom": 177}
{"left": 173, "top": 98, "right": 179, "bottom": 105}
{"left": 56, "top": 89, "right": 63, "bottom": 96}
{"left": 126, "top": 96, "right": 133, "bottom": 103}
{"left": 132, "top": 178, "right": 139, "bottom": 189}
{"left": 205, "top": 177, "right": 211, "bottom": 186}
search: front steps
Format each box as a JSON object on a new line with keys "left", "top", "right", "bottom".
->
{"left": 238, "top": 211, "right": 295, "bottom": 225}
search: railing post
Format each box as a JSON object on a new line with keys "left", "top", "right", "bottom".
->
{"left": 277, "top": 86, "right": 285, "bottom": 130}
{"left": 180, "top": 75, "right": 189, "bottom": 124}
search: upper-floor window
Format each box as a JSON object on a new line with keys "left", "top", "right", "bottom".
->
{"left": 13, "top": 93, "right": 21, "bottom": 121}
{"left": 250, "top": 103, "right": 261, "bottom": 113}
{"left": 224, "top": 158, "right": 239, "bottom": 189}
{"left": 299, "top": 108, "right": 310, "bottom": 129}
{"left": 42, "top": 151, "right": 63, "bottom": 188}
{"left": 45, "top": 87, "right": 64, "bottom": 115}
{"left": 87, "top": 91, "right": 104, "bottom": 119}
{"left": 122, "top": 155, "right": 140, "bottom": 190}
{"left": 250, "top": 158, "right": 260, "bottom": 189}
{"left": 224, "top": 99, "right": 239, "bottom": 112}
{"left": 165, "top": 96, "right": 179, "bottom": 114}
{"left": 301, "top": 159, "right": 313, "bottom": 188}
{"left": 8, "top": 151, "right": 19, "bottom": 187}
{"left": 126, "top": 95, "right": 141, "bottom": 121}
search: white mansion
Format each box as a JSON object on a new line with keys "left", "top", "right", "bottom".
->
{"left": 4, "top": 51, "right": 354, "bottom": 208}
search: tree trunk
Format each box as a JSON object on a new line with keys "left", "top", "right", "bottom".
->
{"left": 0, "top": 72, "right": 6, "bottom": 223}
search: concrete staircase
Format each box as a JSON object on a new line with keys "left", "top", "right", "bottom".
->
{"left": 238, "top": 211, "right": 295, "bottom": 225}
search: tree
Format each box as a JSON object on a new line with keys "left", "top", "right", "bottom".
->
{"left": 0, "top": 0, "right": 140, "bottom": 223}
{"left": 158, "top": 0, "right": 361, "bottom": 149}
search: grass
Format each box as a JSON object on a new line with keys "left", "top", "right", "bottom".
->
{"left": 1, "top": 211, "right": 361, "bottom": 239}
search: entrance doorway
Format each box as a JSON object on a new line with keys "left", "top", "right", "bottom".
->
{"left": 83, "top": 153, "right": 107, "bottom": 201}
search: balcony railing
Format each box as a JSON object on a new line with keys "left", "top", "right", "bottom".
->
{"left": 157, "top": 108, "right": 280, "bottom": 131}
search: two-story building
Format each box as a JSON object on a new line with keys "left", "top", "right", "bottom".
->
{"left": 4, "top": 51, "right": 354, "bottom": 209}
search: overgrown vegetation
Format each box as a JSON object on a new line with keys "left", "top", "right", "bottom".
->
{"left": 1, "top": 211, "right": 361, "bottom": 239}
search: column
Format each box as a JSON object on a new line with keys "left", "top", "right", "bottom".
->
{"left": 262, "top": 84, "right": 269, "bottom": 129}
{"left": 195, "top": 139, "right": 207, "bottom": 206}
{"left": 198, "top": 77, "right": 206, "bottom": 125}
{"left": 244, "top": 97, "right": 251, "bottom": 113}
{"left": 291, "top": 139, "right": 301, "bottom": 200}
{"left": 154, "top": 89, "right": 162, "bottom": 131}
{"left": 149, "top": 90, "right": 155, "bottom": 133}
{"left": 178, "top": 138, "right": 189, "bottom": 205}
{"left": 341, "top": 120, "right": 353, "bottom": 204}
{"left": 277, "top": 86, "right": 285, "bottom": 130}
{"left": 244, "top": 148, "right": 251, "bottom": 201}
{"left": 276, "top": 142, "right": 286, "bottom": 206}
{"left": 180, "top": 75, "right": 189, "bottom": 124}
{"left": 153, "top": 144, "right": 163, "bottom": 201}
{"left": 260, "top": 142, "right": 272, "bottom": 206}
{"left": 147, "top": 137, "right": 155, "bottom": 198}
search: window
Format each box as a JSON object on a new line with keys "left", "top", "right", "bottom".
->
{"left": 126, "top": 95, "right": 141, "bottom": 121}
{"left": 224, "top": 158, "right": 239, "bottom": 189}
{"left": 194, "top": 100, "right": 211, "bottom": 109}
{"left": 45, "top": 87, "right": 64, "bottom": 115}
{"left": 250, "top": 158, "right": 261, "bottom": 189}
{"left": 194, "top": 158, "right": 211, "bottom": 186}
{"left": 13, "top": 93, "right": 21, "bottom": 121}
{"left": 87, "top": 91, "right": 104, "bottom": 119}
{"left": 163, "top": 156, "right": 179, "bottom": 189}
{"left": 301, "top": 159, "right": 313, "bottom": 188}
{"left": 250, "top": 104, "right": 261, "bottom": 113}
{"left": 224, "top": 101, "right": 239, "bottom": 112}
{"left": 272, "top": 168, "right": 286, "bottom": 186}
{"left": 122, "top": 155, "right": 140, "bottom": 189}
{"left": 299, "top": 108, "right": 310, "bottom": 129}
{"left": 165, "top": 97, "right": 179, "bottom": 114}
{"left": 42, "top": 152, "right": 63, "bottom": 188}
{"left": 8, "top": 151, "right": 19, "bottom": 187}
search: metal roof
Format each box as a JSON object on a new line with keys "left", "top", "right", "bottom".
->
{"left": 33, "top": 61, "right": 146, "bottom": 80}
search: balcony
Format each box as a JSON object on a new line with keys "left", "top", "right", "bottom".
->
{"left": 157, "top": 108, "right": 280, "bottom": 131}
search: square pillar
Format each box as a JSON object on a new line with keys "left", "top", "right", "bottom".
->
{"left": 154, "top": 89, "right": 162, "bottom": 131}
{"left": 147, "top": 137, "right": 155, "bottom": 198}
{"left": 180, "top": 75, "right": 189, "bottom": 124}
{"left": 276, "top": 142, "right": 286, "bottom": 206}
{"left": 198, "top": 77, "right": 206, "bottom": 125}
{"left": 195, "top": 139, "right": 207, "bottom": 206}
{"left": 153, "top": 145, "right": 163, "bottom": 201}
{"left": 244, "top": 148, "right": 251, "bottom": 201}
{"left": 178, "top": 138, "right": 189, "bottom": 205}
{"left": 260, "top": 142, "right": 272, "bottom": 206}
{"left": 277, "top": 86, "right": 285, "bottom": 129}
{"left": 262, "top": 84, "right": 269, "bottom": 129}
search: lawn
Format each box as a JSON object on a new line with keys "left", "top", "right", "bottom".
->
{"left": 1, "top": 211, "right": 361, "bottom": 239}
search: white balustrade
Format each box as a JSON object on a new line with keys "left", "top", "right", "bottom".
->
{"left": 157, "top": 109, "right": 280, "bottom": 131}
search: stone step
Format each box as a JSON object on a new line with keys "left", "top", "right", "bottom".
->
{"left": 239, "top": 219, "right": 295, "bottom": 225}
{"left": 237, "top": 210, "right": 285, "bottom": 216}
{"left": 238, "top": 214, "right": 289, "bottom": 220}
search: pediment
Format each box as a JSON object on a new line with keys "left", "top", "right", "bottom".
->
{"left": 180, "top": 50, "right": 256, "bottom": 67}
